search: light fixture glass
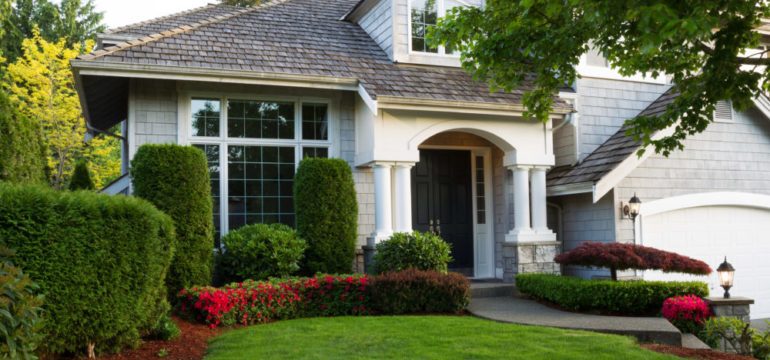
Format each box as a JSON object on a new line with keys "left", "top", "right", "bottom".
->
{"left": 717, "top": 257, "right": 735, "bottom": 299}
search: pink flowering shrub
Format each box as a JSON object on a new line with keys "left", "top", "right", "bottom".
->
{"left": 177, "top": 274, "right": 370, "bottom": 328}
{"left": 662, "top": 295, "right": 712, "bottom": 334}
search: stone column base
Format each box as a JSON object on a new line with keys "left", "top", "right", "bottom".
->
{"left": 705, "top": 296, "right": 755, "bottom": 353}
{"left": 502, "top": 241, "right": 561, "bottom": 282}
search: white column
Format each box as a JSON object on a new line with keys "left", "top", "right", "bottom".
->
{"left": 530, "top": 167, "right": 549, "bottom": 232}
{"left": 393, "top": 163, "right": 414, "bottom": 233}
{"left": 512, "top": 166, "right": 531, "bottom": 233}
{"left": 372, "top": 163, "right": 394, "bottom": 243}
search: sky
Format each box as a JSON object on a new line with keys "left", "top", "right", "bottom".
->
{"left": 94, "top": 0, "right": 213, "bottom": 29}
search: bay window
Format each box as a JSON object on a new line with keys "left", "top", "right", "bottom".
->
{"left": 187, "top": 95, "right": 332, "bottom": 245}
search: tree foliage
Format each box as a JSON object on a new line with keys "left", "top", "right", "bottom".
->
{"left": 432, "top": 1, "right": 770, "bottom": 155}
{"left": 0, "top": 88, "right": 48, "bottom": 184}
{"left": 68, "top": 159, "right": 95, "bottom": 190}
{"left": 2, "top": 30, "right": 120, "bottom": 189}
{"left": 218, "top": 0, "right": 260, "bottom": 7}
{"left": 1, "top": 0, "right": 104, "bottom": 62}
{"left": 554, "top": 242, "right": 712, "bottom": 280}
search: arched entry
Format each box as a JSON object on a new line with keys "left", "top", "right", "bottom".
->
{"left": 413, "top": 131, "right": 497, "bottom": 278}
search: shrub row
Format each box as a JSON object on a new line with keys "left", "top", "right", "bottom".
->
{"left": 177, "top": 270, "right": 470, "bottom": 328}
{"left": 516, "top": 273, "right": 709, "bottom": 315}
{"left": 177, "top": 274, "right": 370, "bottom": 328}
{"left": 370, "top": 269, "right": 469, "bottom": 314}
{"left": 0, "top": 183, "right": 176, "bottom": 354}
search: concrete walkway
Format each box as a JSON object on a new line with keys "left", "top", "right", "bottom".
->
{"left": 469, "top": 296, "right": 683, "bottom": 346}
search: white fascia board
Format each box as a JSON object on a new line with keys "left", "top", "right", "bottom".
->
{"left": 752, "top": 94, "right": 770, "bottom": 121}
{"left": 357, "top": 84, "right": 378, "bottom": 114}
{"left": 376, "top": 95, "right": 572, "bottom": 118}
{"left": 70, "top": 60, "right": 360, "bottom": 91}
{"left": 547, "top": 182, "right": 593, "bottom": 197}
{"left": 592, "top": 126, "right": 676, "bottom": 203}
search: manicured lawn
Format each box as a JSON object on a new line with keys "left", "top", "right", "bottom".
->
{"left": 205, "top": 316, "right": 679, "bottom": 359}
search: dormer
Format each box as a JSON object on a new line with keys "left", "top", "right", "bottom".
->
{"left": 345, "top": 0, "right": 482, "bottom": 67}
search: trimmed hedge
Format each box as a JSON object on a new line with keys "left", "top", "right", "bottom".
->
{"left": 373, "top": 231, "right": 452, "bottom": 274}
{"left": 177, "top": 274, "right": 370, "bottom": 328}
{"left": 69, "top": 159, "right": 95, "bottom": 190}
{"left": 370, "top": 269, "right": 470, "bottom": 314}
{"left": 0, "top": 89, "right": 47, "bottom": 184}
{"left": 294, "top": 158, "right": 358, "bottom": 274}
{"left": 217, "top": 223, "right": 306, "bottom": 283}
{"left": 516, "top": 273, "right": 708, "bottom": 315}
{"left": 131, "top": 144, "right": 214, "bottom": 295}
{"left": 0, "top": 183, "right": 176, "bottom": 355}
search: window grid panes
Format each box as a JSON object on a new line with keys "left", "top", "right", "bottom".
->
{"left": 475, "top": 155, "right": 485, "bottom": 224}
{"left": 193, "top": 144, "right": 222, "bottom": 246}
{"left": 302, "top": 103, "right": 329, "bottom": 140}
{"left": 302, "top": 147, "right": 329, "bottom": 159}
{"left": 227, "top": 100, "right": 295, "bottom": 139}
{"left": 191, "top": 98, "right": 221, "bottom": 137}
{"left": 227, "top": 145, "right": 296, "bottom": 230}
{"left": 410, "top": 0, "right": 438, "bottom": 53}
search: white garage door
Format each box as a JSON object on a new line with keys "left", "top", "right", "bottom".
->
{"left": 642, "top": 205, "right": 770, "bottom": 319}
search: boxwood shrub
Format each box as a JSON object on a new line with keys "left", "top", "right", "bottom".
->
{"left": 373, "top": 231, "right": 452, "bottom": 274}
{"left": 294, "top": 158, "right": 357, "bottom": 274}
{"left": 217, "top": 223, "right": 306, "bottom": 283}
{"left": 370, "top": 269, "right": 470, "bottom": 314}
{"left": 0, "top": 183, "right": 176, "bottom": 355}
{"left": 516, "top": 273, "right": 709, "bottom": 315}
{"left": 131, "top": 144, "right": 214, "bottom": 294}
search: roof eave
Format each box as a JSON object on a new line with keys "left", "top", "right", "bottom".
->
{"left": 70, "top": 60, "right": 361, "bottom": 91}
{"left": 376, "top": 95, "right": 572, "bottom": 118}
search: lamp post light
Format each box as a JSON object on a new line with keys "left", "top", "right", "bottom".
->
{"left": 622, "top": 193, "right": 642, "bottom": 221}
{"left": 717, "top": 257, "right": 735, "bottom": 299}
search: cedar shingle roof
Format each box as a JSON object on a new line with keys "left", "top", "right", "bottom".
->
{"left": 547, "top": 88, "right": 677, "bottom": 187}
{"left": 77, "top": 0, "right": 568, "bottom": 108}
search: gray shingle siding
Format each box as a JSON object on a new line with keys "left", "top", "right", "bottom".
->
{"left": 132, "top": 79, "right": 178, "bottom": 152}
{"left": 358, "top": 0, "right": 393, "bottom": 59}
{"left": 576, "top": 78, "right": 669, "bottom": 160}
{"left": 614, "top": 106, "right": 770, "bottom": 244}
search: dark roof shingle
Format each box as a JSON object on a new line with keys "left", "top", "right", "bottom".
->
{"left": 78, "top": 0, "right": 568, "bottom": 108}
{"left": 547, "top": 88, "right": 677, "bottom": 187}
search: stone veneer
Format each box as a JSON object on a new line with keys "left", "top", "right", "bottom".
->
{"left": 705, "top": 296, "right": 755, "bottom": 354}
{"left": 502, "top": 241, "right": 561, "bottom": 282}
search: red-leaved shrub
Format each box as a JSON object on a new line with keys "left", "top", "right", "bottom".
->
{"left": 662, "top": 295, "right": 712, "bottom": 334}
{"left": 555, "top": 242, "right": 712, "bottom": 280}
{"left": 370, "top": 269, "right": 470, "bottom": 314}
{"left": 177, "top": 274, "right": 370, "bottom": 328}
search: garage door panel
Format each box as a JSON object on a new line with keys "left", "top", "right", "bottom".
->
{"left": 643, "top": 206, "right": 770, "bottom": 319}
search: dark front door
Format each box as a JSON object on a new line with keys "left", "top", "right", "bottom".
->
{"left": 412, "top": 149, "right": 474, "bottom": 276}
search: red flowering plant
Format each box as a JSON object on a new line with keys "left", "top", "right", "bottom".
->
{"left": 177, "top": 274, "right": 370, "bottom": 329}
{"left": 661, "top": 295, "right": 712, "bottom": 334}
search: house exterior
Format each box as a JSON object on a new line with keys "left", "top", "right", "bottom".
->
{"left": 72, "top": 0, "right": 770, "bottom": 319}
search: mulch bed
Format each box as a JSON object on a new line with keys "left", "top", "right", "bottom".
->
{"left": 99, "top": 317, "right": 220, "bottom": 360}
{"left": 642, "top": 344, "right": 754, "bottom": 360}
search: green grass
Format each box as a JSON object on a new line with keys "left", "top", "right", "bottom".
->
{"left": 205, "top": 316, "right": 679, "bottom": 360}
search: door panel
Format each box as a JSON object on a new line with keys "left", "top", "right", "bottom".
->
{"left": 412, "top": 150, "right": 474, "bottom": 275}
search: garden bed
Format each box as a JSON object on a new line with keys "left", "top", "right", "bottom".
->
{"left": 98, "top": 317, "right": 219, "bottom": 360}
{"left": 643, "top": 343, "right": 754, "bottom": 360}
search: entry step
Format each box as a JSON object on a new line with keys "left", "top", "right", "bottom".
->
{"left": 470, "top": 282, "right": 517, "bottom": 298}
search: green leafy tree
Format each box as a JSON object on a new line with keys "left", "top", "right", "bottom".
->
{"left": 0, "top": 89, "right": 47, "bottom": 184}
{"left": 68, "top": 159, "right": 95, "bottom": 190}
{"left": 219, "top": 0, "right": 260, "bottom": 7}
{"left": 1, "top": 0, "right": 104, "bottom": 62}
{"left": 432, "top": 1, "right": 770, "bottom": 155}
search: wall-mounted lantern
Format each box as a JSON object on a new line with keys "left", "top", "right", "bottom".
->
{"left": 621, "top": 193, "right": 642, "bottom": 221}
{"left": 717, "top": 257, "right": 735, "bottom": 299}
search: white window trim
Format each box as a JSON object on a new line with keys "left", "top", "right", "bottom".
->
{"left": 576, "top": 54, "right": 668, "bottom": 85}
{"left": 178, "top": 91, "right": 338, "bottom": 237}
{"left": 407, "top": 0, "right": 470, "bottom": 57}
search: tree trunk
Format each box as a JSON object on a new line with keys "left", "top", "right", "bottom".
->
{"left": 87, "top": 342, "right": 95, "bottom": 359}
{"left": 610, "top": 268, "right": 617, "bottom": 281}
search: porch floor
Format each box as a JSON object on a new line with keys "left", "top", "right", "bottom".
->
{"left": 469, "top": 295, "right": 685, "bottom": 347}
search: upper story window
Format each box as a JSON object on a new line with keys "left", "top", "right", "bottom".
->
{"left": 410, "top": 0, "right": 480, "bottom": 55}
